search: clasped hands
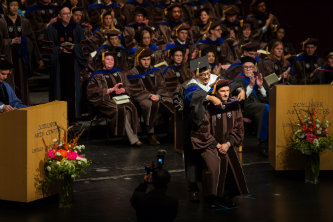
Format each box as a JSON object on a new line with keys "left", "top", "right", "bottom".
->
{"left": 216, "top": 142, "right": 230, "bottom": 155}
{"left": 108, "top": 83, "right": 125, "bottom": 95}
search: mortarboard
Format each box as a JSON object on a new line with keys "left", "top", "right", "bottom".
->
{"left": 301, "top": 38, "right": 318, "bottom": 50}
{"left": 240, "top": 56, "right": 256, "bottom": 65}
{"left": 210, "top": 78, "right": 232, "bottom": 94}
{"left": 241, "top": 42, "right": 260, "bottom": 52}
{"left": 190, "top": 55, "right": 210, "bottom": 76}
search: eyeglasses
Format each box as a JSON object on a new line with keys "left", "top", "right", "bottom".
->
{"left": 243, "top": 66, "right": 255, "bottom": 70}
{"left": 199, "top": 72, "right": 210, "bottom": 77}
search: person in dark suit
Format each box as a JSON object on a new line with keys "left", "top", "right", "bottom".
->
{"left": 131, "top": 169, "right": 178, "bottom": 222}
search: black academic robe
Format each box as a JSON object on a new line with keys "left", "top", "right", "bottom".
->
{"left": 44, "top": 21, "right": 88, "bottom": 123}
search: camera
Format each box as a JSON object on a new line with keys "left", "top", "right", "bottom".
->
{"left": 145, "top": 149, "right": 166, "bottom": 174}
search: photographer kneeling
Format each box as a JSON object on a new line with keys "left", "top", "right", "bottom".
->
{"left": 130, "top": 169, "right": 178, "bottom": 222}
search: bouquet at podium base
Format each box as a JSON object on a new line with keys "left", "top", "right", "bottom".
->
{"left": 40, "top": 129, "right": 91, "bottom": 207}
{"left": 289, "top": 107, "right": 333, "bottom": 184}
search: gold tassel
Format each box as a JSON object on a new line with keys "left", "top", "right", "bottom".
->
{"left": 167, "top": 50, "right": 170, "bottom": 57}
{"left": 175, "top": 24, "right": 183, "bottom": 37}
{"left": 198, "top": 49, "right": 201, "bottom": 58}
{"left": 211, "top": 79, "right": 223, "bottom": 94}
{"left": 70, "top": 6, "right": 76, "bottom": 16}
{"left": 240, "top": 19, "right": 243, "bottom": 28}
{"left": 274, "top": 24, "right": 277, "bottom": 32}
{"left": 100, "top": 12, "right": 104, "bottom": 25}
{"left": 136, "top": 49, "right": 144, "bottom": 63}
{"left": 164, "top": 8, "right": 167, "bottom": 16}
{"left": 221, "top": 6, "right": 232, "bottom": 21}
{"left": 102, "top": 51, "right": 105, "bottom": 61}
{"left": 302, "top": 38, "right": 310, "bottom": 50}
{"left": 196, "top": 62, "right": 200, "bottom": 77}
{"left": 266, "top": 46, "right": 269, "bottom": 54}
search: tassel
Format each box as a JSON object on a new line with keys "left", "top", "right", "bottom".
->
{"left": 100, "top": 12, "right": 104, "bottom": 25}
{"left": 240, "top": 19, "right": 243, "bottom": 28}
{"left": 196, "top": 62, "right": 200, "bottom": 77}
{"left": 221, "top": 6, "right": 232, "bottom": 21}
{"left": 102, "top": 52, "right": 105, "bottom": 61}
{"left": 70, "top": 6, "right": 76, "bottom": 16}
{"left": 302, "top": 38, "right": 310, "bottom": 50}
{"left": 266, "top": 46, "right": 269, "bottom": 54}
{"left": 175, "top": 24, "right": 183, "bottom": 37}
{"left": 167, "top": 50, "right": 170, "bottom": 57}
{"left": 274, "top": 24, "right": 277, "bottom": 32}
{"left": 136, "top": 49, "right": 144, "bottom": 63}
{"left": 198, "top": 49, "right": 201, "bottom": 58}
{"left": 164, "top": 8, "right": 167, "bottom": 16}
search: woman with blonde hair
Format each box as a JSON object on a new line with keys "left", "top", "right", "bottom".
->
{"left": 261, "top": 40, "right": 291, "bottom": 84}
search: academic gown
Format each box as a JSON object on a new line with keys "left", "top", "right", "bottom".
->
{"left": 44, "top": 21, "right": 88, "bottom": 123}
{"left": 191, "top": 99, "right": 248, "bottom": 198}
{"left": 86, "top": 69, "right": 138, "bottom": 136}
{"left": 0, "top": 16, "right": 40, "bottom": 105}
{"left": 126, "top": 65, "right": 174, "bottom": 128}
{"left": 0, "top": 81, "right": 27, "bottom": 109}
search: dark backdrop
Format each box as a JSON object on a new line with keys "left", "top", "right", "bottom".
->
{"left": 242, "top": 0, "right": 333, "bottom": 56}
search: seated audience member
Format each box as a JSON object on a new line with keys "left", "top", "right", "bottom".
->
{"left": 87, "top": 52, "right": 141, "bottom": 146}
{"left": 291, "top": 38, "right": 324, "bottom": 85}
{"left": 261, "top": 40, "right": 291, "bottom": 85}
{"left": 311, "top": 50, "right": 333, "bottom": 84}
{"left": 0, "top": 58, "right": 27, "bottom": 112}
{"left": 234, "top": 56, "right": 269, "bottom": 156}
{"left": 126, "top": 48, "right": 174, "bottom": 145}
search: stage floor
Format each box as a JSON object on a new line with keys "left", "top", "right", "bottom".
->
{"left": 0, "top": 132, "right": 332, "bottom": 222}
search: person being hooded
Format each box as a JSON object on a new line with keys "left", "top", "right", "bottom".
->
{"left": 190, "top": 78, "right": 248, "bottom": 208}
{"left": 87, "top": 51, "right": 141, "bottom": 146}
{"left": 126, "top": 48, "right": 174, "bottom": 145}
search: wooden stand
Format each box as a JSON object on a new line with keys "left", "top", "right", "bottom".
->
{"left": 0, "top": 101, "right": 67, "bottom": 202}
{"left": 269, "top": 85, "right": 333, "bottom": 170}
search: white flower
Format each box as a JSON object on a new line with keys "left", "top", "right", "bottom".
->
{"left": 59, "top": 142, "right": 63, "bottom": 146}
{"left": 52, "top": 138, "right": 58, "bottom": 143}
{"left": 46, "top": 166, "right": 52, "bottom": 172}
{"left": 317, "top": 130, "right": 321, "bottom": 135}
{"left": 313, "top": 139, "right": 319, "bottom": 147}
{"left": 71, "top": 174, "right": 75, "bottom": 179}
{"left": 56, "top": 152, "right": 61, "bottom": 156}
{"left": 56, "top": 161, "right": 60, "bottom": 165}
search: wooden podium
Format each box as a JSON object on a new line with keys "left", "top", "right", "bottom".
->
{"left": 269, "top": 85, "right": 333, "bottom": 170}
{"left": 0, "top": 101, "right": 67, "bottom": 202}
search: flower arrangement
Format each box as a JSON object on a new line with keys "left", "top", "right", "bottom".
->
{"left": 289, "top": 107, "right": 333, "bottom": 155}
{"left": 40, "top": 128, "right": 91, "bottom": 205}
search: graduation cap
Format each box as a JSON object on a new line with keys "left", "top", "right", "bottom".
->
{"left": 190, "top": 55, "right": 210, "bottom": 76}
{"left": 0, "top": 57, "right": 14, "bottom": 70}
{"left": 6, "top": 0, "right": 19, "bottom": 5}
{"left": 135, "top": 48, "right": 153, "bottom": 63}
{"left": 71, "top": 6, "right": 84, "bottom": 15}
{"left": 209, "top": 20, "right": 221, "bottom": 31}
{"left": 134, "top": 7, "right": 147, "bottom": 17}
{"left": 107, "top": 29, "right": 122, "bottom": 37}
{"left": 301, "top": 38, "right": 318, "bottom": 50}
{"left": 101, "top": 50, "right": 114, "bottom": 61}
{"left": 210, "top": 78, "right": 232, "bottom": 94}
{"left": 56, "top": 3, "right": 71, "bottom": 15}
{"left": 167, "top": 3, "right": 182, "bottom": 12}
{"left": 250, "top": 0, "right": 265, "bottom": 8}
{"left": 241, "top": 42, "right": 260, "bottom": 52}
{"left": 325, "top": 49, "right": 333, "bottom": 58}
{"left": 224, "top": 5, "right": 240, "bottom": 16}
{"left": 240, "top": 56, "right": 256, "bottom": 65}
{"left": 174, "top": 23, "right": 190, "bottom": 37}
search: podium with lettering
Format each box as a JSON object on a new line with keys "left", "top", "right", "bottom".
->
{"left": 269, "top": 85, "right": 333, "bottom": 170}
{"left": 0, "top": 101, "right": 67, "bottom": 202}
